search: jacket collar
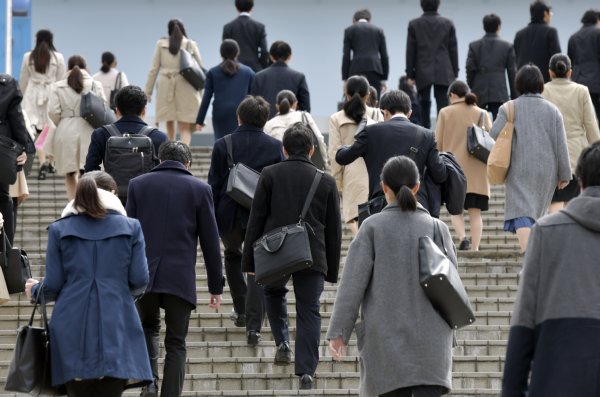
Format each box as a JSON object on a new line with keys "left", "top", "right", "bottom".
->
{"left": 484, "top": 33, "right": 499, "bottom": 38}
{"left": 233, "top": 125, "right": 265, "bottom": 134}
{"left": 115, "top": 115, "right": 147, "bottom": 125}
{"left": 271, "top": 61, "right": 288, "bottom": 68}
{"left": 285, "top": 154, "right": 314, "bottom": 165}
{"left": 61, "top": 188, "right": 126, "bottom": 218}
{"left": 561, "top": 186, "right": 600, "bottom": 232}
{"left": 150, "top": 160, "right": 193, "bottom": 175}
{"left": 547, "top": 78, "right": 571, "bottom": 85}
{"left": 423, "top": 11, "right": 439, "bottom": 16}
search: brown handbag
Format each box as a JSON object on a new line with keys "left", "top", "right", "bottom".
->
{"left": 487, "top": 101, "right": 515, "bottom": 185}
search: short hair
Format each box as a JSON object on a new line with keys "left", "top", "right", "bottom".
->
{"left": 158, "top": 141, "right": 192, "bottom": 165}
{"left": 379, "top": 90, "right": 412, "bottom": 115}
{"left": 577, "top": 141, "right": 600, "bottom": 188}
{"left": 353, "top": 9, "right": 371, "bottom": 22}
{"left": 114, "top": 85, "right": 147, "bottom": 116}
{"left": 421, "top": 0, "right": 440, "bottom": 12}
{"left": 235, "top": 0, "right": 253, "bottom": 12}
{"left": 515, "top": 64, "right": 545, "bottom": 95}
{"left": 581, "top": 9, "right": 600, "bottom": 25}
{"left": 282, "top": 123, "right": 313, "bottom": 157}
{"left": 269, "top": 41, "right": 292, "bottom": 62}
{"left": 236, "top": 96, "right": 270, "bottom": 128}
{"left": 483, "top": 14, "right": 501, "bottom": 33}
{"left": 530, "top": 1, "right": 551, "bottom": 23}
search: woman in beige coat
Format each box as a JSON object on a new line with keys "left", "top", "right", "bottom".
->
{"left": 329, "top": 76, "right": 383, "bottom": 235}
{"left": 145, "top": 19, "right": 203, "bottom": 145}
{"left": 542, "top": 53, "right": 600, "bottom": 213}
{"left": 46, "top": 55, "right": 105, "bottom": 201}
{"left": 436, "top": 80, "right": 492, "bottom": 251}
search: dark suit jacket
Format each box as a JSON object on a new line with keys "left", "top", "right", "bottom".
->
{"left": 342, "top": 22, "right": 389, "bottom": 80}
{"left": 241, "top": 156, "right": 341, "bottom": 283}
{"left": 514, "top": 22, "right": 561, "bottom": 83}
{"left": 568, "top": 24, "right": 600, "bottom": 94}
{"left": 207, "top": 125, "right": 284, "bottom": 236}
{"left": 466, "top": 33, "right": 517, "bottom": 104}
{"left": 336, "top": 117, "right": 447, "bottom": 199}
{"left": 0, "top": 74, "right": 30, "bottom": 150}
{"left": 126, "top": 161, "right": 224, "bottom": 307}
{"left": 222, "top": 15, "right": 268, "bottom": 72}
{"left": 250, "top": 61, "right": 310, "bottom": 117}
{"left": 406, "top": 12, "right": 459, "bottom": 90}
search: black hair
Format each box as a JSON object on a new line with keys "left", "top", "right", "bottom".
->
{"left": 549, "top": 53, "right": 572, "bottom": 78}
{"left": 581, "top": 9, "right": 599, "bottom": 25}
{"left": 381, "top": 156, "right": 420, "bottom": 212}
{"left": 515, "top": 64, "right": 545, "bottom": 95}
{"left": 220, "top": 39, "right": 240, "bottom": 76}
{"left": 366, "top": 86, "right": 378, "bottom": 108}
{"left": 282, "top": 123, "right": 313, "bottom": 157}
{"left": 235, "top": 0, "right": 253, "bottom": 12}
{"left": 158, "top": 141, "right": 192, "bottom": 166}
{"left": 353, "top": 9, "right": 371, "bottom": 22}
{"left": 168, "top": 19, "right": 187, "bottom": 55}
{"left": 399, "top": 75, "right": 417, "bottom": 100}
{"left": 100, "top": 51, "right": 115, "bottom": 73}
{"left": 343, "top": 75, "right": 370, "bottom": 123}
{"left": 576, "top": 141, "right": 600, "bottom": 188}
{"left": 269, "top": 41, "right": 292, "bottom": 62}
{"left": 530, "top": 1, "right": 551, "bottom": 23}
{"left": 483, "top": 14, "right": 501, "bottom": 33}
{"left": 114, "top": 85, "right": 147, "bottom": 116}
{"left": 448, "top": 80, "right": 477, "bottom": 105}
{"left": 237, "top": 95, "right": 270, "bottom": 128}
{"left": 67, "top": 55, "right": 86, "bottom": 94}
{"left": 30, "top": 29, "right": 56, "bottom": 74}
{"left": 275, "top": 90, "right": 297, "bottom": 115}
{"left": 379, "top": 90, "right": 412, "bottom": 115}
{"left": 421, "top": 0, "right": 440, "bottom": 12}
{"left": 73, "top": 172, "right": 117, "bottom": 219}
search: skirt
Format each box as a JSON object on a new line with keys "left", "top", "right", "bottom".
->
{"left": 504, "top": 217, "right": 535, "bottom": 234}
{"left": 464, "top": 193, "right": 489, "bottom": 211}
{"left": 551, "top": 175, "right": 580, "bottom": 203}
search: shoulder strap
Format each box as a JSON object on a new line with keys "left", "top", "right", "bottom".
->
{"left": 224, "top": 134, "right": 234, "bottom": 168}
{"left": 299, "top": 170, "right": 324, "bottom": 222}
{"left": 115, "top": 72, "right": 122, "bottom": 89}
{"left": 506, "top": 100, "right": 515, "bottom": 124}
{"left": 409, "top": 127, "right": 427, "bottom": 161}
{"left": 138, "top": 126, "right": 156, "bottom": 137}
{"left": 478, "top": 111, "right": 487, "bottom": 129}
{"left": 301, "top": 111, "right": 308, "bottom": 126}
{"left": 104, "top": 124, "right": 121, "bottom": 137}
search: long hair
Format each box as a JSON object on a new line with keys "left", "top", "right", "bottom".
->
{"left": 100, "top": 51, "right": 115, "bottom": 74}
{"left": 275, "top": 90, "right": 297, "bottom": 115}
{"left": 343, "top": 75, "right": 370, "bottom": 123}
{"left": 167, "top": 19, "right": 187, "bottom": 55}
{"left": 380, "top": 156, "right": 420, "bottom": 211}
{"left": 219, "top": 39, "right": 240, "bottom": 76}
{"left": 448, "top": 80, "right": 478, "bottom": 106}
{"left": 73, "top": 175, "right": 106, "bottom": 219}
{"left": 30, "top": 29, "right": 56, "bottom": 74}
{"left": 67, "top": 55, "right": 87, "bottom": 94}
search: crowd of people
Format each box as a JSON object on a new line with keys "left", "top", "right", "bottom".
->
{"left": 0, "top": 0, "right": 599, "bottom": 396}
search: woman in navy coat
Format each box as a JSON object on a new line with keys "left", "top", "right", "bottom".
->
{"left": 195, "top": 39, "right": 255, "bottom": 140}
{"left": 25, "top": 171, "right": 152, "bottom": 397}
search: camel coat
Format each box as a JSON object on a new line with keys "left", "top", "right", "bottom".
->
{"left": 46, "top": 70, "right": 105, "bottom": 175}
{"left": 145, "top": 38, "right": 203, "bottom": 123}
{"left": 436, "top": 100, "right": 492, "bottom": 198}
{"left": 328, "top": 107, "right": 383, "bottom": 223}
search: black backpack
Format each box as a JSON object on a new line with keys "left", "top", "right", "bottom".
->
{"left": 103, "top": 124, "right": 157, "bottom": 199}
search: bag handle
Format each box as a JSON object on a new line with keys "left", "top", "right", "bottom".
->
{"left": 224, "top": 134, "right": 234, "bottom": 169}
{"left": 478, "top": 111, "right": 487, "bottom": 129}
{"left": 28, "top": 283, "right": 50, "bottom": 331}
{"left": 299, "top": 170, "right": 323, "bottom": 223}
{"left": 260, "top": 229, "right": 288, "bottom": 253}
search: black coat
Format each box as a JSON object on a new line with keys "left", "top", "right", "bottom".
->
{"left": 335, "top": 117, "right": 447, "bottom": 199}
{"left": 514, "top": 22, "right": 561, "bottom": 83}
{"left": 406, "top": 12, "right": 459, "bottom": 90}
{"left": 250, "top": 61, "right": 310, "bottom": 117}
{"left": 0, "top": 74, "right": 30, "bottom": 150}
{"left": 466, "top": 33, "right": 517, "bottom": 104}
{"left": 568, "top": 24, "right": 600, "bottom": 94}
{"left": 241, "top": 156, "right": 342, "bottom": 283}
{"left": 222, "top": 15, "right": 269, "bottom": 72}
{"left": 342, "top": 22, "right": 389, "bottom": 80}
{"left": 207, "top": 125, "right": 284, "bottom": 236}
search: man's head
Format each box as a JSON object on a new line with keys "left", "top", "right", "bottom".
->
{"left": 114, "top": 85, "right": 147, "bottom": 117}
{"left": 282, "top": 123, "right": 314, "bottom": 158}
{"left": 379, "top": 90, "right": 412, "bottom": 119}
{"left": 158, "top": 141, "right": 192, "bottom": 168}
{"left": 235, "top": 0, "right": 253, "bottom": 13}
{"left": 576, "top": 141, "right": 600, "bottom": 189}
{"left": 353, "top": 9, "right": 371, "bottom": 23}
{"left": 269, "top": 41, "right": 292, "bottom": 63}
{"left": 483, "top": 14, "right": 501, "bottom": 34}
{"left": 581, "top": 9, "right": 600, "bottom": 25}
{"left": 420, "top": 0, "right": 440, "bottom": 12}
{"left": 530, "top": 1, "right": 552, "bottom": 23}
{"left": 236, "top": 96, "right": 270, "bottom": 128}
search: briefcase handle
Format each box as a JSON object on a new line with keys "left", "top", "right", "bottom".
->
{"left": 260, "top": 230, "right": 288, "bottom": 253}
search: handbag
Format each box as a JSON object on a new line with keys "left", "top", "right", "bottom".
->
{"left": 418, "top": 220, "right": 475, "bottom": 329}
{"left": 301, "top": 111, "right": 326, "bottom": 171}
{"left": 0, "top": 134, "right": 25, "bottom": 185}
{"left": 357, "top": 195, "right": 386, "bottom": 227}
{"left": 5, "top": 284, "right": 66, "bottom": 395}
{"left": 180, "top": 41, "right": 206, "bottom": 90}
{"left": 224, "top": 134, "right": 260, "bottom": 209}
{"left": 0, "top": 229, "right": 32, "bottom": 294}
{"left": 80, "top": 88, "right": 117, "bottom": 129}
{"left": 109, "top": 72, "right": 122, "bottom": 111}
{"left": 467, "top": 111, "right": 495, "bottom": 163}
{"left": 487, "top": 100, "right": 515, "bottom": 185}
{"left": 253, "top": 170, "right": 323, "bottom": 286}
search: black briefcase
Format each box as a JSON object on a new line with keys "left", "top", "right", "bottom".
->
{"left": 0, "top": 230, "right": 31, "bottom": 294}
{"left": 0, "top": 135, "right": 24, "bottom": 185}
{"left": 80, "top": 91, "right": 117, "bottom": 129}
{"left": 180, "top": 42, "right": 206, "bottom": 90}
{"left": 467, "top": 111, "right": 495, "bottom": 163}
{"left": 224, "top": 135, "right": 260, "bottom": 209}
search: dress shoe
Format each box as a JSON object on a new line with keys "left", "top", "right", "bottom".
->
{"left": 247, "top": 330, "right": 261, "bottom": 346}
{"left": 299, "top": 374, "right": 314, "bottom": 390}
{"left": 47, "top": 162, "right": 56, "bottom": 174}
{"left": 140, "top": 381, "right": 158, "bottom": 397}
{"left": 274, "top": 341, "right": 291, "bottom": 365}
{"left": 38, "top": 163, "right": 49, "bottom": 180}
{"left": 230, "top": 310, "right": 246, "bottom": 327}
{"left": 458, "top": 238, "right": 471, "bottom": 251}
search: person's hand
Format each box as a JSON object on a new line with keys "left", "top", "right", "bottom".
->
{"left": 557, "top": 180, "right": 570, "bottom": 190}
{"left": 247, "top": 272, "right": 255, "bottom": 276}
{"left": 146, "top": 94, "right": 152, "bottom": 103}
{"left": 16, "top": 152, "right": 27, "bottom": 166}
{"left": 329, "top": 336, "right": 346, "bottom": 361}
{"left": 195, "top": 124, "right": 204, "bottom": 131}
{"left": 209, "top": 294, "right": 222, "bottom": 312}
{"left": 25, "top": 278, "right": 39, "bottom": 299}
{"left": 407, "top": 78, "right": 416, "bottom": 86}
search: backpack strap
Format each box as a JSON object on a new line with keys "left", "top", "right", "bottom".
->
{"left": 104, "top": 124, "right": 122, "bottom": 137}
{"left": 224, "top": 134, "right": 234, "bottom": 169}
{"left": 409, "top": 127, "right": 427, "bottom": 161}
{"left": 299, "top": 170, "right": 324, "bottom": 222}
{"left": 137, "top": 126, "right": 157, "bottom": 137}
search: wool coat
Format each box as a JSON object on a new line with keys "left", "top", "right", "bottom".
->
{"left": 490, "top": 95, "right": 571, "bottom": 221}
{"left": 328, "top": 107, "right": 383, "bottom": 222}
{"left": 46, "top": 70, "right": 105, "bottom": 175}
{"left": 145, "top": 37, "right": 203, "bottom": 123}
{"left": 327, "top": 203, "right": 455, "bottom": 397}
{"left": 513, "top": 22, "right": 561, "bottom": 83}
{"left": 542, "top": 78, "right": 600, "bottom": 172}
{"left": 568, "top": 24, "right": 600, "bottom": 94}
{"left": 503, "top": 187, "right": 600, "bottom": 397}
{"left": 436, "top": 100, "right": 492, "bottom": 198}
{"left": 19, "top": 50, "right": 65, "bottom": 130}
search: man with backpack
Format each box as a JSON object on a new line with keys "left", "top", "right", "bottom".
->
{"left": 84, "top": 85, "right": 167, "bottom": 202}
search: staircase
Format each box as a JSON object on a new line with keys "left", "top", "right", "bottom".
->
{"left": 1, "top": 147, "right": 521, "bottom": 396}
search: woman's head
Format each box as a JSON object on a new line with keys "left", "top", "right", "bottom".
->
{"left": 275, "top": 90, "right": 297, "bottom": 115}
{"left": 31, "top": 29, "right": 56, "bottom": 74}
{"left": 549, "top": 53, "right": 572, "bottom": 79}
{"left": 515, "top": 64, "right": 545, "bottom": 95}
{"left": 343, "top": 75, "right": 370, "bottom": 123}
{"left": 576, "top": 141, "right": 600, "bottom": 189}
{"left": 366, "top": 86, "right": 378, "bottom": 108}
{"left": 380, "top": 155, "right": 420, "bottom": 211}
{"left": 73, "top": 172, "right": 117, "bottom": 219}
{"left": 167, "top": 19, "right": 187, "bottom": 55}
{"left": 448, "top": 80, "right": 477, "bottom": 105}
{"left": 220, "top": 39, "right": 241, "bottom": 76}
{"left": 67, "top": 55, "right": 87, "bottom": 94}
{"left": 100, "top": 51, "right": 116, "bottom": 74}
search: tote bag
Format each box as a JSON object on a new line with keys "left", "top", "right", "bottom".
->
{"left": 487, "top": 101, "right": 515, "bottom": 185}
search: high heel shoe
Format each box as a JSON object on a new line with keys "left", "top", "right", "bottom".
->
{"left": 47, "top": 162, "right": 56, "bottom": 174}
{"left": 38, "top": 163, "right": 49, "bottom": 180}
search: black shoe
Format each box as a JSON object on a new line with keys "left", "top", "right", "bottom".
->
{"left": 140, "top": 381, "right": 158, "bottom": 397}
{"left": 230, "top": 311, "right": 246, "bottom": 327}
{"left": 274, "top": 341, "right": 291, "bottom": 365}
{"left": 247, "top": 330, "right": 261, "bottom": 346}
{"left": 458, "top": 238, "right": 470, "bottom": 251}
{"left": 47, "top": 162, "right": 56, "bottom": 174}
{"left": 38, "top": 163, "right": 49, "bottom": 180}
{"left": 299, "top": 374, "right": 314, "bottom": 390}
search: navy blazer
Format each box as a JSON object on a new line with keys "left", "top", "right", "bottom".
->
{"left": 126, "top": 161, "right": 224, "bottom": 306}
{"left": 222, "top": 15, "right": 269, "bottom": 72}
{"left": 514, "top": 22, "right": 561, "bottom": 83}
{"left": 342, "top": 22, "right": 389, "bottom": 80}
{"left": 207, "top": 125, "right": 284, "bottom": 235}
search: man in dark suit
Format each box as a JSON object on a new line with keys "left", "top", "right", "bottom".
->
{"left": 342, "top": 9, "right": 389, "bottom": 99}
{"left": 406, "top": 0, "right": 458, "bottom": 129}
{"left": 126, "top": 141, "right": 224, "bottom": 397}
{"left": 250, "top": 41, "right": 310, "bottom": 117}
{"left": 466, "top": 14, "right": 517, "bottom": 119}
{"left": 514, "top": 0, "right": 561, "bottom": 83}
{"left": 208, "top": 96, "right": 283, "bottom": 345}
{"left": 222, "top": 0, "right": 268, "bottom": 72}
{"left": 242, "top": 123, "right": 341, "bottom": 390}
{"left": 336, "top": 90, "right": 447, "bottom": 201}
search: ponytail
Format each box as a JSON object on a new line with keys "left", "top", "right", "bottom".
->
{"left": 464, "top": 92, "right": 478, "bottom": 106}
{"left": 343, "top": 92, "right": 366, "bottom": 123}
{"left": 219, "top": 39, "right": 240, "bottom": 76}
{"left": 67, "top": 55, "right": 87, "bottom": 93}
{"left": 380, "top": 155, "right": 420, "bottom": 212}
{"left": 220, "top": 59, "right": 240, "bottom": 76}
{"left": 549, "top": 53, "right": 572, "bottom": 79}
{"left": 73, "top": 177, "right": 106, "bottom": 219}
{"left": 275, "top": 90, "right": 297, "bottom": 115}
{"left": 396, "top": 185, "right": 417, "bottom": 212}
{"left": 168, "top": 20, "right": 186, "bottom": 55}
{"left": 448, "top": 80, "right": 477, "bottom": 105}
{"left": 100, "top": 51, "right": 115, "bottom": 74}
{"left": 278, "top": 98, "right": 291, "bottom": 115}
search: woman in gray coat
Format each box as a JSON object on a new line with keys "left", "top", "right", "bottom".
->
{"left": 490, "top": 64, "right": 571, "bottom": 253}
{"left": 327, "top": 156, "right": 456, "bottom": 397}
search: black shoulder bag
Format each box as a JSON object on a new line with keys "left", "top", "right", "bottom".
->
{"left": 467, "top": 110, "right": 495, "bottom": 163}
{"left": 224, "top": 134, "right": 261, "bottom": 209}
{"left": 0, "top": 228, "right": 31, "bottom": 294}
{"left": 80, "top": 85, "right": 117, "bottom": 129}
{"left": 180, "top": 40, "right": 206, "bottom": 90}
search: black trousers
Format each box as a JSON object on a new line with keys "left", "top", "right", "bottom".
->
{"left": 65, "top": 377, "right": 126, "bottom": 397}
{"left": 137, "top": 293, "right": 193, "bottom": 397}
{"left": 418, "top": 84, "right": 449, "bottom": 128}
{"left": 591, "top": 92, "right": 600, "bottom": 124}
{"left": 0, "top": 184, "right": 14, "bottom": 244}
{"left": 481, "top": 102, "right": 503, "bottom": 120}
{"left": 361, "top": 70, "right": 384, "bottom": 101}
{"left": 380, "top": 385, "right": 444, "bottom": 397}
{"left": 264, "top": 269, "right": 324, "bottom": 376}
